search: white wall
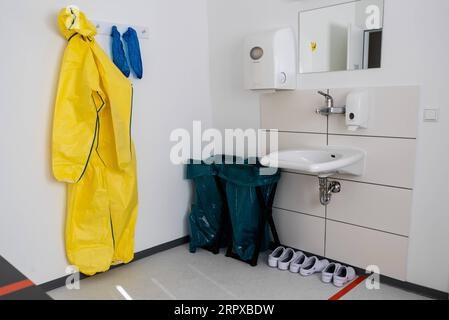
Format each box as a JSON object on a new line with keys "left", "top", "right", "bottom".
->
{"left": 0, "top": 0, "right": 212, "bottom": 284}
{"left": 207, "top": 0, "right": 449, "bottom": 292}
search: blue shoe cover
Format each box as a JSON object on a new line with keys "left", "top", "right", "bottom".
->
{"left": 111, "top": 26, "right": 130, "bottom": 77}
{"left": 123, "top": 27, "right": 143, "bottom": 79}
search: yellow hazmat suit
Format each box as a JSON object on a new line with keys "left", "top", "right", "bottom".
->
{"left": 52, "top": 7, "right": 138, "bottom": 276}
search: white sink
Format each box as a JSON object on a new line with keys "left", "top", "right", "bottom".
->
{"left": 260, "top": 146, "right": 366, "bottom": 177}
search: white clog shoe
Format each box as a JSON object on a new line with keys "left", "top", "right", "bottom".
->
{"left": 289, "top": 252, "right": 308, "bottom": 273}
{"left": 277, "top": 248, "right": 297, "bottom": 271}
{"left": 333, "top": 266, "right": 356, "bottom": 287}
{"left": 299, "top": 256, "right": 330, "bottom": 276}
{"left": 268, "top": 246, "right": 285, "bottom": 268}
{"left": 321, "top": 262, "right": 342, "bottom": 283}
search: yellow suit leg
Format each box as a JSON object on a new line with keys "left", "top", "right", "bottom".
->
{"left": 106, "top": 143, "right": 139, "bottom": 265}
{"left": 65, "top": 153, "right": 114, "bottom": 276}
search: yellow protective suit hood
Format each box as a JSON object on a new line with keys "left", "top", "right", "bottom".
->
{"left": 58, "top": 6, "right": 97, "bottom": 40}
{"left": 52, "top": 7, "right": 138, "bottom": 276}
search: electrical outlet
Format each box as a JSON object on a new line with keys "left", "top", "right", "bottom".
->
{"left": 424, "top": 109, "right": 439, "bottom": 122}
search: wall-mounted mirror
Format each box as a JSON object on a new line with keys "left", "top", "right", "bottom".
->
{"left": 299, "top": 0, "right": 384, "bottom": 74}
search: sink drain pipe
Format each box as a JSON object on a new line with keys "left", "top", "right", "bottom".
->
{"left": 319, "top": 177, "right": 341, "bottom": 206}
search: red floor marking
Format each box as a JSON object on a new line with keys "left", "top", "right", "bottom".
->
{"left": 328, "top": 276, "right": 367, "bottom": 300}
{"left": 0, "top": 279, "right": 34, "bottom": 297}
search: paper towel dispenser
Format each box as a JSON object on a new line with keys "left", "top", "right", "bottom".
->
{"left": 244, "top": 28, "right": 297, "bottom": 90}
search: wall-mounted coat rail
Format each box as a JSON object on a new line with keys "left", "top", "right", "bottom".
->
{"left": 91, "top": 20, "right": 150, "bottom": 40}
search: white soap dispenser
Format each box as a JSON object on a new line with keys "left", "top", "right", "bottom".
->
{"left": 346, "top": 90, "right": 371, "bottom": 131}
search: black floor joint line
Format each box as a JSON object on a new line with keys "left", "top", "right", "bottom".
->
{"left": 39, "top": 236, "right": 190, "bottom": 292}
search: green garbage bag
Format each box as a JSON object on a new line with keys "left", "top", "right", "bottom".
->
{"left": 216, "top": 158, "right": 281, "bottom": 261}
{"left": 186, "top": 159, "right": 225, "bottom": 253}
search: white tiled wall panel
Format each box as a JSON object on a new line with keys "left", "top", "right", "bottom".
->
{"left": 329, "top": 135, "right": 416, "bottom": 188}
{"left": 278, "top": 132, "right": 327, "bottom": 150}
{"left": 261, "top": 86, "right": 419, "bottom": 281}
{"left": 274, "top": 173, "right": 325, "bottom": 218}
{"left": 261, "top": 90, "right": 327, "bottom": 133}
{"left": 263, "top": 131, "right": 326, "bottom": 158}
{"left": 273, "top": 209, "right": 325, "bottom": 256}
{"left": 326, "top": 220, "right": 409, "bottom": 280}
{"left": 327, "top": 180, "right": 413, "bottom": 236}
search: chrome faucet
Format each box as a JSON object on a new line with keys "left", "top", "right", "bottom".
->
{"left": 316, "top": 91, "right": 346, "bottom": 116}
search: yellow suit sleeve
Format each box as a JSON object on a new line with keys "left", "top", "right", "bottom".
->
{"left": 52, "top": 40, "right": 99, "bottom": 183}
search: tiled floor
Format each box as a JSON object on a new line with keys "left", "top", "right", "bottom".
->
{"left": 48, "top": 245, "right": 431, "bottom": 300}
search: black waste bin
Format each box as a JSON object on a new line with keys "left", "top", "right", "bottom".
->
{"left": 186, "top": 156, "right": 281, "bottom": 266}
